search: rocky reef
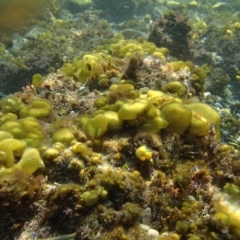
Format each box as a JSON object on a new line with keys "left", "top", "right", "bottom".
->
{"left": 1, "top": 1, "right": 240, "bottom": 240}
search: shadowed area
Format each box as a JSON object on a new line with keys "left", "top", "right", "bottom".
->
{"left": 0, "top": 0, "right": 49, "bottom": 31}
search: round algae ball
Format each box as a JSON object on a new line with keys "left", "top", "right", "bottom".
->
{"left": 223, "top": 183, "right": 240, "bottom": 197}
{"left": 188, "top": 111, "right": 209, "bottom": 136}
{"left": 20, "top": 117, "right": 44, "bottom": 145}
{"left": 147, "top": 90, "right": 166, "bottom": 101}
{"left": 141, "top": 116, "right": 168, "bottom": 133}
{"left": 118, "top": 98, "right": 151, "bottom": 120}
{"left": 99, "top": 188, "right": 108, "bottom": 200}
{"left": 1, "top": 120, "right": 26, "bottom": 139}
{"left": 0, "top": 138, "right": 26, "bottom": 168}
{"left": 81, "top": 190, "right": 99, "bottom": 207}
{"left": 75, "top": 54, "right": 102, "bottom": 82}
{"left": 158, "top": 233, "right": 180, "bottom": 240}
{"left": 103, "top": 111, "right": 123, "bottom": 131}
{"left": 161, "top": 81, "right": 187, "bottom": 96}
{"left": 146, "top": 106, "right": 160, "bottom": 119}
{"left": 27, "top": 99, "right": 52, "bottom": 118}
{"left": 0, "top": 113, "right": 18, "bottom": 123}
{"left": 43, "top": 148, "right": 59, "bottom": 160}
{"left": 213, "top": 211, "right": 231, "bottom": 226}
{"left": 135, "top": 145, "right": 153, "bottom": 161}
{"left": 169, "top": 61, "right": 186, "bottom": 72}
{"left": 0, "top": 96, "right": 22, "bottom": 114}
{"left": 20, "top": 117, "right": 42, "bottom": 132}
{"left": 161, "top": 102, "right": 192, "bottom": 135}
{"left": 16, "top": 148, "right": 45, "bottom": 174}
{"left": 186, "top": 103, "right": 220, "bottom": 140}
{"left": 94, "top": 96, "right": 109, "bottom": 109}
{"left": 152, "top": 52, "right": 166, "bottom": 61}
{"left": 0, "top": 131, "right": 13, "bottom": 142}
{"left": 83, "top": 114, "right": 108, "bottom": 138}
{"left": 71, "top": 142, "right": 89, "bottom": 155}
{"left": 52, "top": 128, "right": 75, "bottom": 145}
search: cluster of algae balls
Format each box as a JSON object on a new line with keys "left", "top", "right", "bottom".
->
{"left": 110, "top": 39, "right": 169, "bottom": 59}
{"left": 59, "top": 38, "right": 207, "bottom": 100}
{"left": 59, "top": 39, "right": 169, "bottom": 84}
{"left": 58, "top": 39, "right": 221, "bottom": 163}
{"left": 0, "top": 96, "right": 53, "bottom": 174}
{"left": 78, "top": 83, "right": 220, "bottom": 144}
{"left": 0, "top": 35, "right": 235, "bottom": 238}
{"left": 0, "top": 39, "right": 220, "bottom": 179}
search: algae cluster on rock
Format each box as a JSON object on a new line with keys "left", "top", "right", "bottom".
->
{"left": 77, "top": 81, "right": 220, "bottom": 141}
{"left": 0, "top": 14, "right": 239, "bottom": 240}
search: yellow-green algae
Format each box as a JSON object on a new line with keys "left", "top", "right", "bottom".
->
{"left": 78, "top": 82, "right": 220, "bottom": 139}
{"left": 31, "top": 73, "right": 45, "bottom": 87}
{"left": 135, "top": 145, "right": 153, "bottom": 161}
{"left": 161, "top": 102, "right": 192, "bottom": 135}
{"left": 0, "top": 95, "right": 52, "bottom": 176}
{"left": 52, "top": 128, "right": 76, "bottom": 145}
{"left": 19, "top": 98, "right": 53, "bottom": 118}
{"left": 0, "top": 96, "right": 23, "bottom": 114}
{"left": 0, "top": 138, "right": 44, "bottom": 174}
{"left": 1, "top": 36, "right": 238, "bottom": 239}
{"left": 1, "top": 117, "right": 45, "bottom": 147}
{"left": 59, "top": 39, "right": 170, "bottom": 86}
{"left": 186, "top": 102, "right": 221, "bottom": 140}
{"left": 161, "top": 81, "right": 187, "bottom": 97}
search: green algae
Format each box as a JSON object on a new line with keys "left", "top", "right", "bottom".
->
{"left": 1, "top": 3, "right": 240, "bottom": 239}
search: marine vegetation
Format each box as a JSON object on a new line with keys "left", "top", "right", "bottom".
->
{"left": 1, "top": 1, "right": 240, "bottom": 240}
{"left": 0, "top": 34, "right": 239, "bottom": 240}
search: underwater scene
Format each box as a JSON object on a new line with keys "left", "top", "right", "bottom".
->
{"left": 1, "top": 0, "right": 240, "bottom": 239}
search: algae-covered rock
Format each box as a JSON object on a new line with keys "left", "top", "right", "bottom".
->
{"left": 148, "top": 11, "right": 192, "bottom": 60}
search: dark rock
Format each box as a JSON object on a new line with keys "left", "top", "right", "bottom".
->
{"left": 148, "top": 11, "right": 193, "bottom": 60}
